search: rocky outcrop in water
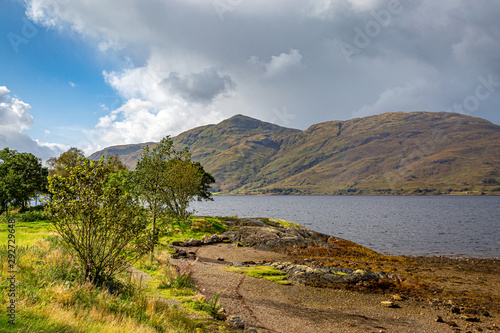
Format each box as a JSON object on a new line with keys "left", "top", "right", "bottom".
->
{"left": 221, "top": 218, "right": 342, "bottom": 252}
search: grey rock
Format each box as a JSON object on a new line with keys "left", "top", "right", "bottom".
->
{"left": 227, "top": 316, "right": 245, "bottom": 329}
{"left": 171, "top": 249, "right": 188, "bottom": 259}
{"left": 185, "top": 238, "right": 202, "bottom": 247}
{"left": 253, "top": 261, "right": 380, "bottom": 288}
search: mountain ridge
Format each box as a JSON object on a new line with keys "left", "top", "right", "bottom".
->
{"left": 89, "top": 112, "right": 500, "bottom": 195}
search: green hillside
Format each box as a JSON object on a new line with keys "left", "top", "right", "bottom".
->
{"left": 89, "top": 112, "right": 500, "bottom": 195}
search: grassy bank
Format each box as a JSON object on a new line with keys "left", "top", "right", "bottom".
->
{"left": 0, "top": 212, "right": 234, "bottom": 333}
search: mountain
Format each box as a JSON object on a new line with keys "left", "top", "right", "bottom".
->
{"left": 88, "top": 142, "right": 154, "bottom": 169}
{"left": 89, "top": 112, "right": 500, "bottom": 195}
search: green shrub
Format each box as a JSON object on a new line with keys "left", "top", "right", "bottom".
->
{"left": 158, "top": 261, "right": 195, "bottom": 289}
{"left": 15, "top": 210, "right": 51, "bottom": 222}
{"left": 193, "top": 292, "right": 224, "bottom": 319}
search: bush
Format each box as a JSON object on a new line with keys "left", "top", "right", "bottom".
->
{"left": 15, "top": 210, "right": 50, "bottom": 222}
{"left": 158, "top": 261, "right": 195, "bottom": 289}
{"left": 47, "top": 159, "right": 148, "bottom": 286}
{"left": 193, "top": 292, "right": 225, "bottom": 320}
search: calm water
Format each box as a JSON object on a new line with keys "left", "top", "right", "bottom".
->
{"left": 191, "top": 196, "right": 500, "bottom": 258}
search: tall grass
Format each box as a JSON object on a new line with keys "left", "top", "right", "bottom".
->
{"left": 0, "top": 238, "right": 203, "bottom": 333}
{"left": 0, "top": 214, "right": 238, "bottom": 332}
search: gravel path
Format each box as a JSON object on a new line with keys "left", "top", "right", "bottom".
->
{"left": 171, "top": 244, "right": 477, "bottom": 333}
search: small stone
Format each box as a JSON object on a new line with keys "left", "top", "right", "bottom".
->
{"left": 227, "top": 316, "right": 245, "bottom": 329}
{"left": 381, "top": 301, "right": 399, "bottom": 308}
{"left": 460, "top": 315, "right": 480, "bottom": 322}
{"left": 478, "top": 309, "right": 490, "bottom": 317}
{"left": 353, "top": 269, "right": 366, "bottom": 275}
{"left": 217, "top": 257, "right": 225, "bottom": 261}
{"left": 451, "top": 305, "right": 461, "bottom": 314}
{"left": 462, "top": 307, "right": 478, "bottom": 315}
{"left": 392, "top": 294, "right": 405, "bottom": 301}
{"left": 436, "top": 316, "right": 444, "bottom": 323}
{"left": 185, "top": 238, "right": 202, "bottom": 246}
{"left": 430, "top": 298, "right": 442, "bottom": 306}
{"left": 446, "top": 321, "right": 459, "bottom": 328}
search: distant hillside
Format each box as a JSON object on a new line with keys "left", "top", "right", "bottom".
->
{"left": 89, "top": 112, "right": 500, "bottom": 195}
{"left": 88, "top": 142, "right": 153, "bottom": 169}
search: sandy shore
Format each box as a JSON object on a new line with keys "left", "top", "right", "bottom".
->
{"left": 172, "top": 243, "right": 499, "bottom": 333}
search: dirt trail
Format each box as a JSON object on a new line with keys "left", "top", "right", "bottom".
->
{"left": 171, "top": 243, "right": 499, "bottom": 333}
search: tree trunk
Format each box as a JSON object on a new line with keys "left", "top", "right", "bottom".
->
{"left": 150, "top": 212, "right": 156, "bottom": 263}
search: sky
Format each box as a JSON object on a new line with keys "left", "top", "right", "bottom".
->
{"left": 1, "top": 0, "right": 500, "bottom": 160}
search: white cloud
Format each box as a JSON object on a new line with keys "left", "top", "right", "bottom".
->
{"left": 96, "top": 98, "right": 223, "bottom": 146}
{"left": 347, "top": 0, "right": 383, "bottom": 11}
{"left": 0, "top": 86, "right": 33, "bottom": 131}
{"left": 36, "top": 140, "right": 70, "bottom": 152}
{"left": 353, "top": 80, "right": 432, "bottom": 118}
{"left": 69, "top": 81, "right": 77, "bottom": 87}
{"left": 0, "top": 86, "right": 65, "bottom": 160}
{"left": 22, "top": 0, "right": 500, "bottom": 152}
{"left": 250, "top": 49, "right": 303, "bottom": 78}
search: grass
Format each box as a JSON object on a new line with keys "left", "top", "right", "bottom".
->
{"left": 267, "top": 218, "right": 300, "bottom": 228}
{"left": 0, "top": 237, "right": 205, "bottom": 332}
{"left": 0, "top": 221, "right": 55, "bottom": 245}
{"left": 0, "top": 212, "right": 242, "bottom": 332}
{"left": 191, "top": 293, "right": 224, "bottom": 320}
{"left": 160, "top": 217, "right": 229, "bottom": 245}
{"left": 224, "top": 266, "right": 291, "bottom": 285}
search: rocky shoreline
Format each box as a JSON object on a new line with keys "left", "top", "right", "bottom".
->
{"left": 169, "top": 216, "right": 499, "bottom": 332}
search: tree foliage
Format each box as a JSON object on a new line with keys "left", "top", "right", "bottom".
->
{"left": 47, "top": 147, "right": 85, "bottom": 177}
{"left": 47, "top": 157, "right": 148, "bottom": 286}
{"left": 133, "top": 137, "right": 215, "bottom": 255}
{"left": 162, "top": 159, "right": 215, "bottom": 217}
{"left": 102, "top": 154, "right": 127, "bottom": 171}
{"left": 0, "top": 148, "right": 48, "bottom": 213}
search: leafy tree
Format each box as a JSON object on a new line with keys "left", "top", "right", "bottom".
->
{"left": 47, "top": 157, "right": 148, "bottom": 286}
{"left": 134, "top": 137, "right": 215, "bottom": 256}
{"left": 193, "top": 161, "right": 216, "bottom": 201}
{"left": 102, "top": 154, "right": 127, "bottom": 171}
{"left": 163, "top": 158, "right": 215, "bottom": 218}
{"left": 47, "top": 147, "right": 85, "bottom": 177}
{"left": 0, "top": 148, "right": 48, "bottom": 213}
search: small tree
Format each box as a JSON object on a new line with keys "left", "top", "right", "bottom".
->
{"left": 0, "top": 148, "right": 48, "bottom": 213}
{"left": 47, "top": 147, "right": 85, "bottom": 177}
{"left": 134, "top": 137, "right": 215, "bottom": 256}
{"left": 103, "top": 154, "right": 127, "bottom": 171}
{"left": 163, "top": 158, "right": 214, "bottom": 218}
{"left": 47, "top": 157, "right": 148, "bottom": 286}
